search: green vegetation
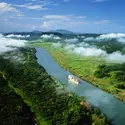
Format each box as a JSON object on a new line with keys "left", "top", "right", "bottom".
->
{"left": 86, "top": 40, "right": 125, "bottom": 54}
{"left": 94, "top": 64, "right": 125, "bottom": 89}
{"left": 0, "top": 47, "right": 111, "bottom": 125}
{"left": 33, "top": 42, "right": 125, "bottom": 102}
{"left": 0, "top": 73, "right": 35, "bottom": 125}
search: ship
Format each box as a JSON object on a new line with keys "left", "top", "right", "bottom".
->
{"left": 68, "top": 75, "right": 79, "bottom": 85}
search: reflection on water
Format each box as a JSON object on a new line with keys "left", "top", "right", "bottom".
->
{"left": 36, "top": 47, "right": 125, "bottom": 125}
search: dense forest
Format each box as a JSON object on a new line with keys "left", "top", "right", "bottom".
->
{"left": 94, "top": 63, "right": 125, "bottom": 89}
{"left": 0, "top": 47, "right": 111, "bottom": 125}
{"left": 0, "top": 74, "right": 35, "bottom": 125}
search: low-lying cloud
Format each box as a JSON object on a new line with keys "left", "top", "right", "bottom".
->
{"left": 98, "top": 33, "right": 125, "bottom": 43}
{"left": 0, "top": 34, "right": 26, "bottom": 53}
{"left": 41, "top": 34, "right": 61, "bottom": 40}
{"left": 6, "top": 34, "right": 30, "bottom": 38}
{"left": 73, "top": 47, "right": 106, "bottom": 57}
{"left": 98, "top": 33, "right": 125, "bottom": 39}
{"left": 64, "top": 38, "right": 79, "bottom": 44}
{"left": 41, "top": 34, "right": 54, "bottom": 39}
{"left": 52, "top": 42, "right": 62, "bottom": 48}
{"left": 52, "top": 41, "right": 125, "bottom": 63}
{"left": 65, "top": 44, "right": 76, "bottom": 51}
{"left": 77, "top": 42, "right": 90, "bottom": 47}
{"left": 83, "top": 33, "right": 125, "bottom": 43}
{"left": 53, "top": 36, "right": 61, "bottom": 40}
{"left": 106, "top": 51, "right": 125, "bottom": 63}
{"left": 77, "top": 36, "right": 85, "bottom": 38}
{"left": 84, "top": 37, "right": 96, "bottom": 42}
{"left": 65, "top": 44, "right": 106, "bottom": 57}
{"left": 4, "top": 52, "right": 25, "bottom": 62}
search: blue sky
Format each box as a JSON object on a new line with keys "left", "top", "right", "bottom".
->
{"left": 0, "top": 0, "right": 125, "bottom": 33}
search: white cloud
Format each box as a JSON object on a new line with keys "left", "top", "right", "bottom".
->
{"left": 14, "top": 3, "right": 48, "bottom": 10}
{"left": 0, "top": 2, "right": 25, "bottom": 33}
{"left": 98, "top": 33, "right": 125, "bottom": 43}
{"left": 49, "top": 37, "right": 125, "bottom": 62}
{"left": 52, "top": 42, "right": 62, "bottom": 48}
{"left": 93, "top": 0, "right": 108, "bottom": 2}
{"left": 41, "top": 20, "right": 62, "bottom": 30}
{"left": 41, "top": 20, "right": 85, "bottom": 31}
{"left": 99, "top": 33, "right": 125, "bottom": 39}
{"left": 40, "top": 34, "right": 61, "bottom": 40}
{"left": 106, "top": 51, "right": 125, "bottom": 63}
{"left": 76, "top": 16, "right": 87, "bottom": 19}
{"left": 65, "top": 38, "right": 79, "bottom": 44}
{"left": 65, "top": 44, "right": 76, "bottom": 51}
{"left": 94, "top": 20, "right": 110, "bottom": 24}
{"left": 78, "top": 36, "right": 85, "bottom": 38}
{"left": 84, "top": 37, "right": 95, "bottom": 41}
{"left": 64, "top": 44, "right": 106, "bottom": 57}
{"left": 0, "top": 34, "right": 26, "bottom": 53}
{"left": 83, "top": 33, "right": 125, "bottom": 44}
{"left": 0, "top": 2, "right": 18, "bottom": 13}
{"left": 41, "top": 15, "right": 86, "bottom": 31}
{"left": 41, "top": 34, "right": 54, "bottom": 39}
{"left": 26, "top": 5, "right": 48, "bottom": 10}
{"left": 9, "top": 16, "right": 43, "bottom": 20}
{"left": 6, "top": 34, "right": 30, "bottom": 38}
{"left": 77, "top": 42, "right": 90, "bottom": 47}
{"left": 43, "top": 15, "right": 86, "bottom": 21}
{"left": 64, "top": 41, "right": 125, "bottom": 62}
{"left": 118, "top": 38, "right": 125, "bottom": 43}
{"left": 0, "top": 2, "right": 24, "bottom": 25}
{"left": 44, "top": 15, "right": 69, "bottom": 20}
{"left": 73, "top": 47, "right": 106, "bottom": 57}
{"left": 53, "top": 36, "right": 61, "bottom": 40}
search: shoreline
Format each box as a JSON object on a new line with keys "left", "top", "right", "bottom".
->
{"left": 35, "top": 48, "right": 112, "bottom": 124}
{"left": 36, "top": 44, "right": 125, "bottom": 103}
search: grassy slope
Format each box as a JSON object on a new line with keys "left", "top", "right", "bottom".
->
{"left": 33, "top": 42, "right": 125, "bottom": 103}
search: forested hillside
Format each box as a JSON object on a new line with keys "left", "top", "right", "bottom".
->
{"left": 0, "top": 73, "right": 35, "bottom": 125}
{"left": 0, "top": 47, "right": 111, "bottom": 125}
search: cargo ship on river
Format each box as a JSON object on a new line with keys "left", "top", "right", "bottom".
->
{"left": 68, "top": 75, "right": 79, "bottom": 85}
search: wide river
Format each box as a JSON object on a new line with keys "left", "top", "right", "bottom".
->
{"left": 36, "top": 47, "right": 125, "bottom": 125}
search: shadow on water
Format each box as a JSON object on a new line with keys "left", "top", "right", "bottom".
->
{"left": 35, "top": 47, "right": 125, "bottom": 125}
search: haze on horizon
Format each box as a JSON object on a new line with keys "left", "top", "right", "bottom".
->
{"left": 0, "top": 0, "right": 125, "bottom": 33}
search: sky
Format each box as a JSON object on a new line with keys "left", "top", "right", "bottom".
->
{"left": 0, "top": 0, "right": 125, "bottom": 33}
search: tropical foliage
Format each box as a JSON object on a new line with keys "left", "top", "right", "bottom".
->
{"left": 0, "top": 47, "right": 111, "bottom": 125}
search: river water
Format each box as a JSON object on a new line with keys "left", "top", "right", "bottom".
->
{"left": 35, "top": 47, "right": 125, "bottom": 125}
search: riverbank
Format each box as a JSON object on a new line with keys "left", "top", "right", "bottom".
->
{"left": 0, "top": 47, "right": 111, "bottom": 125}
{"left": 33, "top": 42, "right": 125, "bottom": 103}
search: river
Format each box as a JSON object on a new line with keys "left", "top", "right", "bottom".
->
{"left": 35, "top": 47, "right": 125, "bottom": 125}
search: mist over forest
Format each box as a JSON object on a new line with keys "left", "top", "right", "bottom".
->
{"left": 2, "top": 32, "right": 125, "bottom": 63}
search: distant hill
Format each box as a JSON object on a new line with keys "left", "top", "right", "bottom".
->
{"left": 32, "top": 30, "right": 42, "bottom": 33}
{"left": 49, "top": 29, "right": 75, "bottom": 34}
